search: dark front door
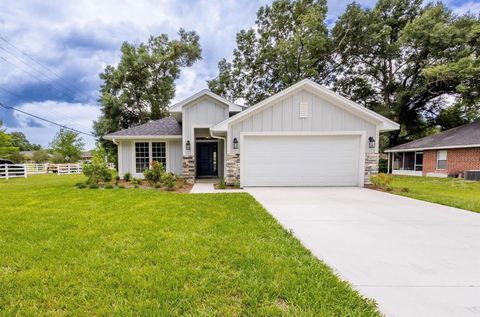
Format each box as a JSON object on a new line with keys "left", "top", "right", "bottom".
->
{"left": 196, "top": 142, "right": 217, "bottom": 177}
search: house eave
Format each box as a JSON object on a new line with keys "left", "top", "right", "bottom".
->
{"left": 103, "top": 135, "right": 182, "bottom": 141}
{"left": 385, "top": 144, "right": 480, "bottom": 152}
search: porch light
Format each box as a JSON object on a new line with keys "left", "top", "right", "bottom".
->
{"left": 233, "top": 138, "right": 239, "bottom": 149}
{"left": 185, "top": 140, "right": 191, "bottom": 151}
{"left": 369, "top": 137, "right": 375, "bottom": 149}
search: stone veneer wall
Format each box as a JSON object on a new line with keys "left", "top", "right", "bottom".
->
{"left": 182, "top": 156, "right": 195, "bottom": 184}
{"left": 225, "top": 153, "right": 240, "bottom": 185}
{"left": 364, "top": 153, "right": 379, "bottom": 184}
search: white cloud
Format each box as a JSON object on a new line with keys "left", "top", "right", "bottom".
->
{"left": 9, "top": 101, "right": 100, "bottom": 149}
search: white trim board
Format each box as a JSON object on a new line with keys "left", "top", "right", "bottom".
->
{"left": 385, "top": 144, "right": 480, "bottom": 152}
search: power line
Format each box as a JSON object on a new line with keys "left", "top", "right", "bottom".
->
{"left": 0, "top": 85, "right": 94, "bottom": 131}
{"left": 0, "top": 56, "right": 75, "bottom": 100}
{"left": 0, "top": 101, "right": 96, "bottom": 137}
{"left": 0, "top": 35, "right": 78, "bottom": 94}
{"left": 0, "top": 45, "right": 78, "bottom": 97}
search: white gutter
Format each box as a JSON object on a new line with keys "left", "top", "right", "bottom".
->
{"left": 385, "top": 143, "right": 480, "bottom": 152}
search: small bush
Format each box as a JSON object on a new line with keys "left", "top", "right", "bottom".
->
{"left": 131, "top": 178, "right": 142, "bottom": 185}
{"left": 217, "top": 179, "right": 226, "bottom": 189}
{"left": 118, "top": 184, "right": 125, "bottom": 189}
{"left": 144, "top": 161, "right": 165, "bottom": 184}
{"left": 378, "top": 159, "right": 388, "bottom": 173}
{"left": 233, "top": 181, "right": 241, "bottom": 189}
{"left": 370, "top": 173, "right": 393, "bottom": 190}
{"left": 134, "top": 184, "right": 139, "bottom": 188}
{"left": 123, "top": 173, "right": 131, "bottom": 182}
{"left": 115, "top": 175, "right": 120, "bottom": 181}
{"left": 83, "top": 145, "right": 112, "bottom": 185}
{"left": 400, "top": 187, "right": 409, "bottom": 192}
{"left": 76, "top": 182, "right": 87, "bottom": 189}
{"left": 89, "top": 184, "right": 99, "bottom": 189}
{"left": 162, "top": 173, "right": 176, "bottom": 191}
{"left": 105, "top": 184, "right": 114, "bottom": 189}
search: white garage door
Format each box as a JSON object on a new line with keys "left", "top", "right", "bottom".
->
{"left": 241, "top": 134, "right": 363, "bottom": 187}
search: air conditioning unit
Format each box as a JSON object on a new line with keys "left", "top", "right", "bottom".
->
{"left": 464, "top": 170, "right": 480, "bottom": 181}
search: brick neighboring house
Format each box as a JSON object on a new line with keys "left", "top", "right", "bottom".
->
{"left": 385, "top": 121, "right": 480, "bottom": 178}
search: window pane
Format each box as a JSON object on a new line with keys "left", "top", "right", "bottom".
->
{"left": 135, "top": 142, "right": 149, "bottom": 173}
{"left": 437, "top": 160, "right": 447, "bottom": 170}
{"left": 437, "top": 150, "right": 447, "bottom": 160}
{"left": 152, "top": 142, "right": 166, "bottom": 167}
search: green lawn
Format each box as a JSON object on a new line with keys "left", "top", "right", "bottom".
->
{"left": 0, "top": 175, "right": 378, "bottom": 316}
{"left": 391, "top": 175, "right": 480, "bottom": 213}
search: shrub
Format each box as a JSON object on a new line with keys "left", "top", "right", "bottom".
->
{"left": 378, "top": 158, "right": 388, "bottom": 173}
{"left": 118, "top": 184, "right": 125, "bottom": 189}
{"left": 131, "top": 178, "right": 142, "bottom": 185}
{"left": 115, "top": 175, "right": 120, "bottom": 182}
{"left": 105, "top": 184, "right": 114, "bottom": 189}
{"left": 83, "top": 145, "right": 112, "bottom": 185}
{"left": 89, "top": 184, "right": 99, "bottom": 189}
{"left": 370, "top": 173, "right": 393, "bottom": 190}
{"left": 217, "top": 179, "right": 226, "bottom": 189}
{"left": 161, "top": 173, "right": 176, "bottom": 191}
{"left": 144, "top": 161, "right": 165, "bottom": 184}
{"left": 76, "top": 182, "right": 87, "bottom": 189}
{"left": 154, "top": 182, "right": 162, "bottom": 189}
{"left": 123, "top": 173, "right": 132, "bottom": 182}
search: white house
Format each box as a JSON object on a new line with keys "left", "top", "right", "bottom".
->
{"left": 103, "top": 79, "right": 399, "bottom": 187}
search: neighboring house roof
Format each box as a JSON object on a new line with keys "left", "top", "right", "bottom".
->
{"left": 81, "top": 151, "right": 93, "bottom": 158}
{"left": 19, "top": 151, "right": 33, "bottom": 157}
{"left": 169, "top": 89, "right": 245, "bottom": 113}
{"left": 386, "top": 121, "right": 480, "bottom": 152}
{"left": 103, "top": 116, "right": 182, "bottom": 140}
{"left": 212, "top": 79, "right": 399, "bottom": 133}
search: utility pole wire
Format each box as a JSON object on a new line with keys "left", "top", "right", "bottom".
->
{"left": 0, "top": 101, "right": 96, "bottom": 137}
{"left": 0, "top": 35, "right": 78, "bottom": 94}
{"left": 0, "top": 45, "right": 78, "bottom": 97}
{"left": 0, "top": 85, "right": 94, "bottom": 131}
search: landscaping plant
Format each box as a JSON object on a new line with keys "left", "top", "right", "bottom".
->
{"left": 82, "top": 145, "right": 112, "bottom": 185}
{"left": 143, "top": 161, "right": 165, "bottom": 184}
{"left": 123, "top": 172, "right": 131, "bottom": 182}
{"left": 161, "top": 172, "right": 177, "bottom": 191}
{"left": 370, "top": 173, "right": 393, "bottom": 191}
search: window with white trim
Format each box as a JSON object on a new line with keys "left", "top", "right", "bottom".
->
{"left": 152, "top": 142, "right": 166, "bottom": 167}
{"left": 436, "top": 150, "right": 447, "bottom": 170}
{"left": 135, "top": 142, "right": 149, "bottom": 173}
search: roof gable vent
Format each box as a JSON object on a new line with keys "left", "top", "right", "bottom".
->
{"left": 299, "top": 102, "right": 308, "bottom": 118}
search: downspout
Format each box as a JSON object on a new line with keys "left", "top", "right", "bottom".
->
{"left": 209, "top": 128, "right": 227, "bottom": 180}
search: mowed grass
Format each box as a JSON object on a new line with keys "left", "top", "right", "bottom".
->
{"left": 391, "top": 175, "right": 480, "bottom": 213}
{"left": 0, "top": 174, "right": 379, "bottom": 316}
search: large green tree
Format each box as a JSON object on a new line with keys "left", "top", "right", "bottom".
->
{"left": 331, "top": 0, "right": 480, "bottom": 146}
{"left": 208, "top": 0, "right": 332, "bottom": 105}
{"left": 9, "top": 131, "right": 41, "bottom": 151}
{"left": 49, "top": 129, "right": 85, "bottom": 163}
{"left": 0, "top": 121, "right": 19, "bottom": 159}
{"left": 94, "top": 29, "right": 202, "bottom": 151}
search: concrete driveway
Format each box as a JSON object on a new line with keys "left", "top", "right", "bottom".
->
{"left": 246, "top": 187, "right": 480, "bottom": 317}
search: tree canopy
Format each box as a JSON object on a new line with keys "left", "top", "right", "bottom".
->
{"left": 94, "top": 29, "right": 202, "bottom": 154}
{"left": 208, "top": 0, "right": 480, "bottom": 147}
{"left": 9, "top": 131, "right": 41, "bottom": 151}
{"left": 49, "top": 129, "right": 85, "bottom": 163}
{"left": 0, "top": 121, "right": 19, "bottom": 159}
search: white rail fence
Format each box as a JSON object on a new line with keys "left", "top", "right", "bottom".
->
{"left": 0, "top": 163, "right": 84, "bottom": 179}
{"left": 0, "top": 164, "right": 27, "bottom": 179}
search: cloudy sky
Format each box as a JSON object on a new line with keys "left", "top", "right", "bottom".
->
{"left": 0, "top": 0, "right": 478, "bottom": 149}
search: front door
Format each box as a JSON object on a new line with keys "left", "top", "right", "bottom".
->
{"left": 196, "top": 142, "right": 217, "bottom": 177}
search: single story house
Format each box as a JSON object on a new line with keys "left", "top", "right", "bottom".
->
{"left": 103, "top": 79, "right": 399, "bottom": 187}
{"left": 385, "top": 121, "right": 480, "bottom": 177}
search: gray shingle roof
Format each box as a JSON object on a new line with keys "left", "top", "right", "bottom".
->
{"left": 105, "top": 116, "right": 181, "bottom": 137}
{"left": 387, "top": 121, "right": 480, "bottom": 151}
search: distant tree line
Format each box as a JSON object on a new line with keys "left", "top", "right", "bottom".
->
{"left": 0, "top": 121, "right": 85, "bottom": 163}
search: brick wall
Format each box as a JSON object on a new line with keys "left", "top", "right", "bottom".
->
{"left": 423, "top": 148, "right": 480, "bottom": 176}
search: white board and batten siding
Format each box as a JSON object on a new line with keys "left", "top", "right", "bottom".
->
{"left": 229, "top": 88, "right": 379, "bottom": 187}
{"left": 118, "top": 140, "right": 183, "bottom": 177}
{"left": 182, "top": 96, "right": 229, "bottom": 156}
{"left": 229, "top": 89, "right": 378, "bottom": 154}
